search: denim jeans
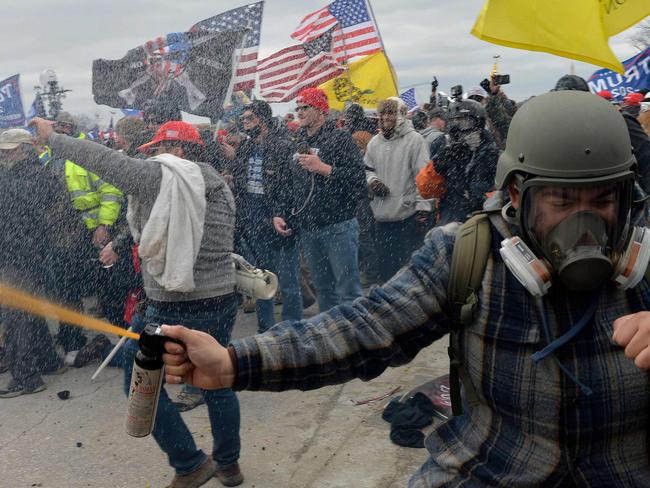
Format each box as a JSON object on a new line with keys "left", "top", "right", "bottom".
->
{"left": 253, "top": 244, "right": 302, "bottom": 332}
{"left": 374, "top": 215, "right": 424, "bottom": 282}
{"left": 238, "top": 194, "right": 302, "bottom": 332}
{"left": 122, "top": 295, "right": 241, "bottom": 474}
{"left": 300, "top": 218, "right": 363, "bottom": 312}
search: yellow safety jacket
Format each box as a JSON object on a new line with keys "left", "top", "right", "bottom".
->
{"left": 40, "top": 133, "right": 124, "bottom": 230}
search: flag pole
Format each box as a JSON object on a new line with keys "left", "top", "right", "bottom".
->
{"left": 364, "top": 0, "right": 398, "bottom": 94}
{"left": 223, "top": 25, "right": 251, "bottom": 113}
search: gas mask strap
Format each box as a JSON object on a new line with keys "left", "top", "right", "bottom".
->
{"left": 532, "top": 297, "right": 594, "bottom": 396}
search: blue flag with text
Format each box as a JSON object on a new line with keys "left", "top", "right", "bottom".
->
{"left": 0, "top": 74, "right": 25, "bottom": 128}
{"left": 588, "top": 48, "right": 650, "bottom": 101}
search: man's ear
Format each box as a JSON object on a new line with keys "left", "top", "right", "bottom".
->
{"left": 508, "top": 180, "right": 521, "bottom": 210}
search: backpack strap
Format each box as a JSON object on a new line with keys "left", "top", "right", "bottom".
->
{"left": 447, "top": 213, "right": 492, "bottom": 416}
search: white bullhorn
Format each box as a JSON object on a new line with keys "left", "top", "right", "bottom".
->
{"left": 232, "top": 253, "right": 278, "bottom": 300}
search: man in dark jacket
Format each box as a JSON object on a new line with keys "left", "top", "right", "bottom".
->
{"left": 230, "top": 101, "right": 302, "bottom": 332}
{"left": 428, "top": 99, "right": 499, "bottom": 225}
{"left": 272, "top": 88, "right": 366, "bottom": 311}
{"left": 0, "top": 129, "right": 65, "bottom": 398}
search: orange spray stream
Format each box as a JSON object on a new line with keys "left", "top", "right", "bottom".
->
{"left": 0, "top": 283, "right": 140, "bottom": 340}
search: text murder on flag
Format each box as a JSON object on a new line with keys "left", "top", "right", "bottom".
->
{"left": 291, "top": 0, "right": 382, "bottom": 63}
{"left": 190, "top": 2, "right": 264, "bottom": 92}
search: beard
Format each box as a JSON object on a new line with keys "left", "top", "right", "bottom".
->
{"left": 245, "top": 126, "right": 262, "bottom": 139}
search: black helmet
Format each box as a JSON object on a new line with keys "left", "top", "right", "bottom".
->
{"left": 447, "top": 99, "right": 486, "bottom": 133}
{"left": 552, "top": 74, "right": 590, "bottom": 92}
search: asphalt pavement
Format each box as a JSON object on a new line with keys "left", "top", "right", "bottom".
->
{"left": 0, "top": 302, "right": 449, "bottom": 488}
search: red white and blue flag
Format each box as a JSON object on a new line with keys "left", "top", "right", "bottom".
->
{"left": 258, "top": 28, "right": 343, "bottom": 103}
{"left": 191, "top": 2, "right": 264, "bottom": 91}
{"left": 291, "top": 0, "right": 382, "bottom": 63}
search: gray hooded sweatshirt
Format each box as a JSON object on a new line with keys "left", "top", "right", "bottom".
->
{"left": 364, "top": 112, "right": 431, "bottom": 222}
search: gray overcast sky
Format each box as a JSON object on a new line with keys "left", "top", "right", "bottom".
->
{"left": 0, "top": 0, "right": 642, "bottom": 125}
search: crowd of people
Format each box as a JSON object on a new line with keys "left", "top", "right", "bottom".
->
{"left": 3, "top": 73, "right": 650, "bottom": 487}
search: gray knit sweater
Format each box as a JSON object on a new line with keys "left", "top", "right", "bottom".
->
{"left": 49, "top": 132, "right": 236, "bottom": 302}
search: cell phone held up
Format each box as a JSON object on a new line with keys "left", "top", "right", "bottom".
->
{"left": 492, "top": 74, "right": 510, "bottom": 86}
{"left": 293, "top": 142, "right": 319, "bottom": 162}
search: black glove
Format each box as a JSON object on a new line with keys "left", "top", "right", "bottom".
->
{"left": 480, "top": 78, "right": 490, "bottom": 94}
{"left": 369, "top": 179, "right": 390, "bottom": 197}
{"left": 440, "top": 142, "right": 472, "bottom": 167}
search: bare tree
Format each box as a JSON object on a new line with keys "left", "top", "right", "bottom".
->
{"left": 629, "top": 19, "right": 650, "bottom": 51}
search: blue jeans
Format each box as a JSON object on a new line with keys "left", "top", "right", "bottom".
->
{"left": 301, "top": 218, "right": 363, "bottom": 312}
{"left": 238, "top": 195, "right": 302, "bottom": 332}
{"left": 122, "top": 295, "right": 241, "bottom": 474}
{"left": 252, "top": 244, "right": 302, "bottom": 332}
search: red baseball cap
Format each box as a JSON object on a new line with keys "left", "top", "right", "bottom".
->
{"left": 596, "top": 90, "right": 613, "bottom": 100}
{"left": 138, "top": 121, "right": 205, "bottom": 153}
{"left": 623, "top": 92, "right": 645, "bottom": 107}
{"left": 296, "top": 87, "right": 330, "bottom": 114}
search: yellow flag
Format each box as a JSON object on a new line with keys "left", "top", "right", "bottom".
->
{"left": 318, "top": 51, "right": 398, "bottom": 111}
{"left": 471, "top": 0, "right": 650, "bottom": 73}
{"left": 601, "top": 0, "right": 650, "bottom": 35}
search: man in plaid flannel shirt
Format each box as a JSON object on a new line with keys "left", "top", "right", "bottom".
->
{"left": 161, "top": 92, "right": 650, "bottom": 487}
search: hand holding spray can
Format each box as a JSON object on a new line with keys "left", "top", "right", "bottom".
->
{"left": 125, "top": 323, "right": 172, "bottom": 438}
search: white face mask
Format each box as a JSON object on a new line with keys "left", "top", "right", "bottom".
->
{"left": 462, "top": 130, "right": 481, "bottom": 150}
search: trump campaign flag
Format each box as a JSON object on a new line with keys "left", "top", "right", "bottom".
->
{"left": 0, "top": 74, "right": 26, "bottom": 128}
{"left": 588, "top": 48, "right": 650, "bottom": 101}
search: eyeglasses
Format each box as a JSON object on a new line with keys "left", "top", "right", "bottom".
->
{"left": 296, "top": 105, "right": 312, "bottom": 112}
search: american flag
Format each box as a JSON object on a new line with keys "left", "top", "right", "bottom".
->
{"left": 399, "top": 88, "right": 419, "bottom": 113}
{"left": 191, "top": 2, "right": 264, "bottom": 91}
{"left": 258, "top": 29, "right": 343, "bottom": 103}
{"left": 291, "top": 0, "right": 382, "bottom": 63}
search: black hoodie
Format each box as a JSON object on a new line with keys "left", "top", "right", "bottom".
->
{"left": 289, "top": 120, "right": 366, "bottom": 231}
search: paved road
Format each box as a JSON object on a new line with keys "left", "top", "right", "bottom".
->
{"left": 0, "top": 304, "right": 448, "bottom": 488}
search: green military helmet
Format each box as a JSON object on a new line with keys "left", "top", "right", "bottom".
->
{"left": 495, "top": 91, "right": 636, "bottom": 189}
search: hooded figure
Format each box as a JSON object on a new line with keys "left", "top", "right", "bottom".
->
{"left": 365, "top": 97, "right": 431, "bottom": 280}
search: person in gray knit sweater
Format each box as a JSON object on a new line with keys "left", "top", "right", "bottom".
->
{"left": 31, "top": 117, "right": 244, "bottom": 488}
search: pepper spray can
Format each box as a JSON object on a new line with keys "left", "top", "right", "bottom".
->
{"left": 125, "top": 323, "right": 168, "bottom": 437}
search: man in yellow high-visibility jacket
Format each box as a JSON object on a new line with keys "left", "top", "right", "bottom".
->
{"left": 41, "top": 112, "right": 124, "bottom": 247}
{"left": 40, "top": 112, "right": 126, "bottom": 355}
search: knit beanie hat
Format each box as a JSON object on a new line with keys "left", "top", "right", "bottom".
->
{"left": 296, "top": 88, "right": 330, "bottom": 114}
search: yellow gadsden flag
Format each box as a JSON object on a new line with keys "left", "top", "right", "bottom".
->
{"left": 471, "top": 0, "right": 650, "bottom": 73}
{"left": 318, "top": 51, "right": 398, "bottom": 111}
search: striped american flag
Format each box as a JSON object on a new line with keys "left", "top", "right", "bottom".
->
{"left": 190, "top": 2, "right": 264, "bottom": 92}
{"left": 291, "top": 0, "right": 382, "bottom": 63}
{"left": 399, "top": 88, "right": 419, "bottom": 112}
{"left": 258, "top": 28, "right": 343, "bottom": 103}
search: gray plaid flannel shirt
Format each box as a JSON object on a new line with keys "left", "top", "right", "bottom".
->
{"left": 231, "top": 221, "right": 650, "bottom": 487}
